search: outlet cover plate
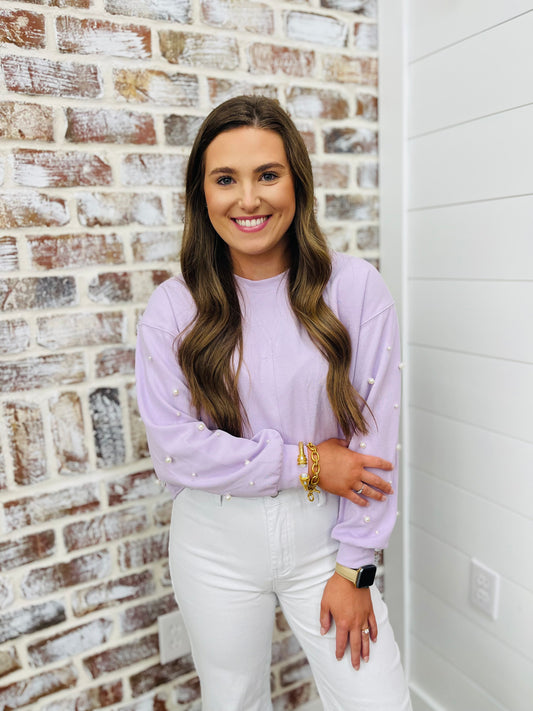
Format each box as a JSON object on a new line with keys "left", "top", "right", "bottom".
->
{"left": 158, "top": 610, "right": 191, "bottom": 664}
{"left": 469, "top": 558, "right": 500, "bottom": 620}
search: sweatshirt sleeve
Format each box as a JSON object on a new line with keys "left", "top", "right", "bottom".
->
{"left": 331, "top": 271, "right": 403, "bottom": 568}
{"left": 135, "top": 283, "right": 299, "bottom": 498}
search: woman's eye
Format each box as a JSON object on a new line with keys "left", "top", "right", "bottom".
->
{"left": 261, "top": 172, "right": 278, "bottom": 182}
{"left": 216, "top": 176, "right": 233, "bottom": 186}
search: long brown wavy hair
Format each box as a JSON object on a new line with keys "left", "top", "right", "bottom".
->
{"left": 178, "top": 95, "right": 368, "bottom": 439}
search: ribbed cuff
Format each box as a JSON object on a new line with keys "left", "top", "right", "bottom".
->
{"left": 336, "top": 542, "right": 375, "bottom": 569}
{"left": 277, "top": 443, "right": 301, "bottom": 491}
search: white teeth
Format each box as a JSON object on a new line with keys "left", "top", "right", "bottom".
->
{"left": 234, "top": 217, "right": 268, "bottom": 227}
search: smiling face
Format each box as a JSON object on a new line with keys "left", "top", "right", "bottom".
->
{"left": 203, "top": 126, "right": 296, "bottom": 280}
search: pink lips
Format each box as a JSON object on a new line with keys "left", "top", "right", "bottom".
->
{"left": 231, "top": 216, "right": 271, "bottom": 233}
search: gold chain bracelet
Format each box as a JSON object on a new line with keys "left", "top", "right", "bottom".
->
{"left": 298, "top": 441, "right": 320, "bottom": 502}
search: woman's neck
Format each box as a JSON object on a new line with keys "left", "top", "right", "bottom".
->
{"left": 231, "top": 252, "right": 290, "bottom": 281}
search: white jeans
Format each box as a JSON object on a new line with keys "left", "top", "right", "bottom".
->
{"left": 169, "top": 487, "right": 412, "bottom": 711}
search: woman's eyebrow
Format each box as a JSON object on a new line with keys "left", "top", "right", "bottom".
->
{"left": 254, "top": 162, "right": 286, "bottom": 173}
{"left": 207, "top": 161, "right": 287, "bottom": 177}
{"left": 208, "top": 166, "right": 235, "bottom": 176}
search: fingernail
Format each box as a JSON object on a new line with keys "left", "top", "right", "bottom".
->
{"left": 364, "top": 656, "right": 369, "bottom": 663}
{"left": 320, "top": 626, "right": 326, "bottom": 636}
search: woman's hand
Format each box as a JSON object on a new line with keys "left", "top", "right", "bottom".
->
{"left": 315, "top": 438, "right": 393, "bottom": 506}
{"left": 320, "top": 573, "right": 377, "bottom": 669}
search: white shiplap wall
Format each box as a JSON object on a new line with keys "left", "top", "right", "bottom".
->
{"left": 406, "top": 3, "right": 533, "bottom": 710}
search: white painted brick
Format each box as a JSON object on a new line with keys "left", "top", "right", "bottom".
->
{"left": 286, "top": 11, "right": 348, "bottom": 47}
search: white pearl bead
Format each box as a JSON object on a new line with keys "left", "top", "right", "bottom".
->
{"left": 387, "top": 346, "right": 391, "bottom": 351}
{"left": 215, "top": 431, "right": 221, "bottom": 437}
{"left": 164, "top": 456, "right": 172, "bottom": 463}
{"left": 367, "top": 378, "right": 375, "bottom": 385}
{"left": 147, "top": 355, "right": 153, "bottom": 360}
{"left": 398, "top": 362, "right": 405, "bottom": 369}
{"left": 244, "top": 459, "right": 250, "bottom": 466}
{"left": 396, "top": 443, "right": 402, "bottom": 450}
{"left": 249, "top": 481, "right": 255, "bottom": 486}
{"left": 198, "top": 423, "right": 205, "bottom": 431}
{"left": 393, "top": 403, "right": 399, "bottom": 409}
{"left": 172, "top": 388, "right": 179, "bottom": 396}
{"left": 224, "top": 494, "right": 232, "bottom": 500}
{"left": 375, "top": 530, "right": 380, "bottom": 535}
{"left": 360, "top": 442, "right": 367, "bottom": 449}
{"left": 176, "top": 411, "right": 181, "bottom": 416}
{"left": 364, "top": 516, "right": 370, "bottom": 523}
{"left": 191, "top": 472, "right": 197, "bottom": 477}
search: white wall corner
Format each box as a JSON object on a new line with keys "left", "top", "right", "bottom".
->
{"left": 378, "top": 0, "right": 410, "bottom": 672}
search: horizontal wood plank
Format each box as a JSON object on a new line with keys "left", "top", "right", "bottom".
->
{"left": 410, "top": 469, "right": 533, "bottom": 589}
{"left": 411, "top": 636, "right": 512, "bottom": 711}
{"left": 408, "top": 103, "right": 533, "bottom": 209}
{"left": 408, "top": 280, "right": 533, "bottom": 362}
{"left": 408, "top": 1, "right": 533, "bottom": 61}
{"left": 408, "top": 196, "right": 533, "bottom": 280}
{"left": 409, "top": 11, "right": 533, "bottom": 136}
{"left": 411, "top": 584, "right": 533, "bottom": 711}
{"left": 409, "top": 346, "right": 533, "bottom": 442}
{"left": 409, "top": 408, "right": 533, "bottom": 519}
{"left": 411, "top": 527, "right": 533, "bottom": 661}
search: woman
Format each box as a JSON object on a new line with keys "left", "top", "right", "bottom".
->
{"left": 136, "top": 95, "right": 411, "bottom": 710}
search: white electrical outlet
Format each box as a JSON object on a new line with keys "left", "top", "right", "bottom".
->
{"left": 469, "top": 558, "right": 500, "bottom": 620}
{"left": 158, "top": 610, "right": 192, "bottom": 664}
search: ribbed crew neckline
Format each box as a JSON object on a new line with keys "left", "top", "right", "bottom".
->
{"left": 234, "top": 269, "right": 288, "bottom": 292}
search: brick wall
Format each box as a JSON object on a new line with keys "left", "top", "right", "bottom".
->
{"left": 0, "top": 0, "right": 379, "bottom": 708}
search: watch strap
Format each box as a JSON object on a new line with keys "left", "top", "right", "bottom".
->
{"left": 335, "top": 562, "right": 376, "bottom": 588}
{"left": 335, "top": 563, "right": 360, "bottom": 584}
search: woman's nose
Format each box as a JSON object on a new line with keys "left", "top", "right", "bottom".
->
{"left": 238, "top": 184, "right": 260, "bottom": 212}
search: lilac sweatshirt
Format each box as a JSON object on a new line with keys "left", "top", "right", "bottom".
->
{"left": 135, "top": 252, "right": 402, "bottom": 568}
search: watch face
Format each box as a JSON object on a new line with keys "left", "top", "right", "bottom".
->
{"left": 356, "top": 564, "right": 376, "bottom": 588}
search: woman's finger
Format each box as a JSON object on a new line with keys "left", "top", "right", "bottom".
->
{"left": 349, "top": 629, "right": 362, "bottom": 669}
{"left": 319, "top": 600, "right": 332, "bottom": 636}
{"left": 369, "top": 608, "right": 378, "bottom": 643}
{"left": 336, "top": 624, "right": 350, "bottom": 663}
{"left": 347, "top": 491, "right": 369, "bottom": 507}
{"left": 360, "top": 623, "right": 371, "bottom": 663}
{"left": 363, "top": 470, "right": 394, "bottom": 494}
{"left": 356, "top": 482, "right": 387, "bottom": 502}
{"left": 359, "top": 455, "right": 393, "bottom": 471}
